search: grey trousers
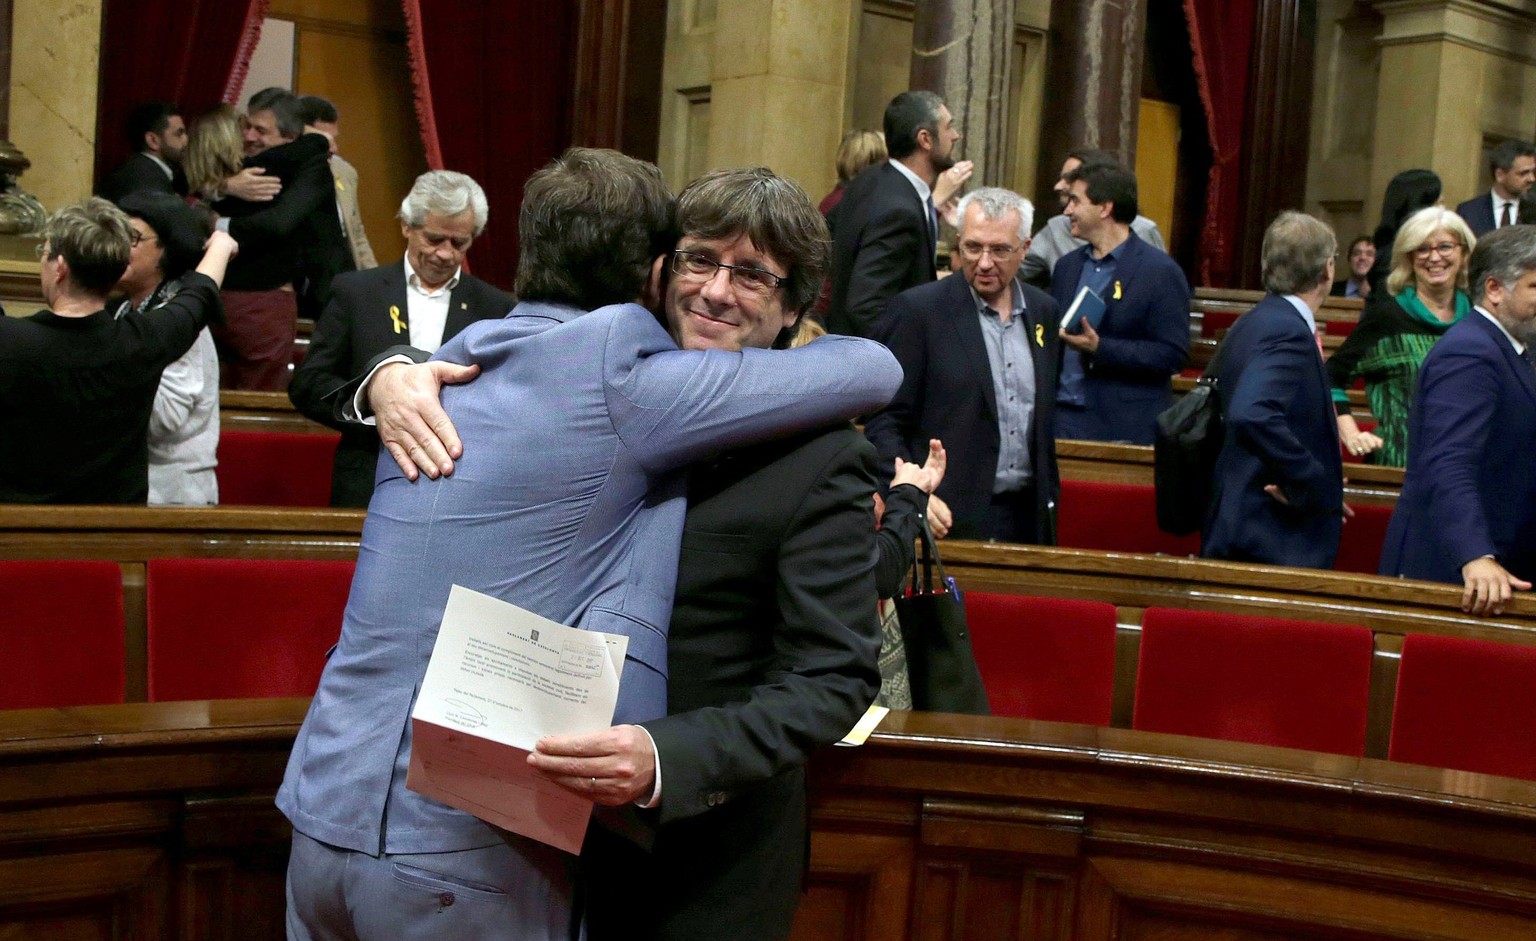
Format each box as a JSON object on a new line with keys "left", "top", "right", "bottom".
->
{"left": 285, "top": 830, "right": 583, "bottom": 941}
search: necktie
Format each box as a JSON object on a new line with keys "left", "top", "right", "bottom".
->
{"left": 1522, "top": 347, "right": 1536, "bottom": 377}
{"left": 928, "top": 198, "right": 940, "bottom": 246}
{"left": 1502, "top": 201, "right": 1514, "bottom": 229}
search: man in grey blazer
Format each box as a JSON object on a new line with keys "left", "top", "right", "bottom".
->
{"left": 279, "top": 151, "right": 900, "bottom": 941}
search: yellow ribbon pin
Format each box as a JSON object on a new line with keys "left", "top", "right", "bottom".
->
{"left": 1035, "top": 323, "right": 1044, "bottom": 347}
{"left": 1112, "top": 280, "right": 1123, "bottom": 301}
{"left": 389, "top": 305, "right": 404, "bottom": 334}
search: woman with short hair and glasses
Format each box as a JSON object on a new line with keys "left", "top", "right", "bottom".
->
{"left": 1328, "top": 205, "right": 1476, "bottom": 466}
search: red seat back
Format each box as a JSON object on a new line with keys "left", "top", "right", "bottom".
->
{"left": 216, "top": 430, "right": 339, "bottom": 507}
{"left": 1133, "top": 607, "right": 1373, "bottom": 755}
{"left": 1058, "top": 480, "right": 1200, "bottom": 556}
{"left": 0, "top": 560, "right": 125, "bottom": 708}
{"left": 1334, "top": 502, "right": 1392, "bottom": 575}
{"left": 146, "top": 558, "right": 354, "bottom": 700}
{"left": 1200, "top": 309, "right": 1239, "bottom": 337}
{"left": 965, "top": 592, "right": 1117, "bottom": 725}
{"left": 1390, "top": 634, "right": 1536, "bottom": 780}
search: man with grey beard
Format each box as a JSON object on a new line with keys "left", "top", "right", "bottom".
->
{"left": 1380, "top": 223, "right": 1536, "bottom": 615}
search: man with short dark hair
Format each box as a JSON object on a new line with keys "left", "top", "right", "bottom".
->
{"left": 866, "top": 186, "right": 1061, "bottom": 544}
{"left": 1051, "top": 161, "right": 1190, "bottom": 444}
{"left": 97, "top": 101, "right": 188, "bottom": 202}
{"left": 289, "top": 170, "right": 510, "bottom": 507}
{"left": 1202, "top": 211, "right": 1344, "bottom": 569}
{"left": 1381, "top": 224, "right": 1536, "bottom": 615}
{"left": 1330, "top": 235, "right": 1375, "bottom": 299}
{"left": 298, "top": 94, "right": 377, "bottom": 270}
{"left": 1455, "top": 139, "right": 1536, "bottom": 236}
{"left": 0, "top": 198, "right": 234, "bottom": 504}
{"left": 826, "top": 89, "right": 960, "bottom": 338}
{"left": 278, "top": 151, "right": 900, "bottom": 940}
{"left": 1019, "top": 148, "right": 1166, "bottom": 288}
{"left": 214, "top": 87, "right": 353, "bottom": 390}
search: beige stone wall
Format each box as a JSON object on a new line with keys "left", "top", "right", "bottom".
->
{"left": 11, "top": 0, "right": 102, "bottom": 215}
{"left": 655, "top": 0, "right": 1051, "bottom": 203}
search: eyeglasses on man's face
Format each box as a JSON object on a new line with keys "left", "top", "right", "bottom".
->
{"left": 129, "top": 230, "right": 160, "bottom": 248}
{"left": 957, "top": 241, "right": 1020, "bottom": 261}
{"left": 670, "top": 250, "right": 784, "bottom": 296}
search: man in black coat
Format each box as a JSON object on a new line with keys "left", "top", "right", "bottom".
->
{"left": 826, "top": 90, "right": 960, "bottom": 339}
{"left": 1455, "top": 139, "right": 1536, "bottom": 237}
{"left": 289, "top": 170, "right": 510, "bottom": 507}
{"left": 866, "top": 187, "right": 1060, "bottom": 544}
{"left": 96, "top": 101, "right": 188, "bottom": 203}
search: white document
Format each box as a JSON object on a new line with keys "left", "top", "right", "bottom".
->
{"left": 407, "top": 585, "right": 628, "bottom": 854}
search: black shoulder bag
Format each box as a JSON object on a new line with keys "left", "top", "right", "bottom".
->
{"left": 894, "top": 517, "right": 991, "bottom": 715}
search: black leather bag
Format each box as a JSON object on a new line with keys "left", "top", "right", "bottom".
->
{"left": 895, "top": 518, "right": 991, "bottom": 715}
{"left": 1154, "top": 340, "right": 1230, "bottom": 536}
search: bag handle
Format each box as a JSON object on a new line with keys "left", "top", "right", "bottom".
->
{"left": 908, "top": 512, "right": 960, "bottom": 601}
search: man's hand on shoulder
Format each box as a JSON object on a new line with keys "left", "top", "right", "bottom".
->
{"left": 369, "top": 361, "right": 476, "bottom": 479}
{"left": 528, "top": 724, "right": 657, "bottom": 806}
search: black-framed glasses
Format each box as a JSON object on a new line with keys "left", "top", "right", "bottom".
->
{"left": 33, "top": 242, "right": 49, "bottom": 259}
{"left": 670, "top": 250, "right": 784, "bottom": 295}
{"left": 129, "top": 231, "right": 159, "bottom": 248}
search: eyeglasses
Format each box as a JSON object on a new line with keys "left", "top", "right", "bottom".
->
{"left": 1413, "top": 241, "right": 1460, "bottom": 259}
{"left": 671, "top": 250, "right": 784, "bottom": 295}
{"left": 957, "top": 241, "right": 1021, "bottom": 261}
{"left": 129, "top": 231, "right": 159, "bottom": 248}
{"left": 33, "top": 242, "right": 50, "bottom": 259}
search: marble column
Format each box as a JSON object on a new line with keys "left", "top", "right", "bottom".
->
{"left": 909, "top": 0, "right": 1014, "bottom": 187}
{"left": 10, "top": 0, "right": 101, "bottom": 218}
{"left": 1035, "top": 0, "right": 1147, "bottom": 206}
{"left": 707, "top": 0, "right": 854, "bottom": 199}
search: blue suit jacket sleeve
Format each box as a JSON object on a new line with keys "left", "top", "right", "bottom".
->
{"left": 1414, "top": 341, "right": 1502, "bottom": 566}
{"left": 1224, "top": 328, "right": 1338, "bottom": 514}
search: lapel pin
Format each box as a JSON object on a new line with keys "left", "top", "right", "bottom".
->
{"left": 1035, "top": 323, "right": 1044, "bottom": 347}
{"left": 1112, "top": 280, "right": 1123, "bottom": 301}
{"left": 389, "top": 305, "right": 404, "bottom": 334}
{"left": 461, "top": 302, "right": 468, "bottom": 310}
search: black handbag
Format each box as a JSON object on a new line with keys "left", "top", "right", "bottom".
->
{"left": 1154, "top": 338, "right": 1231, "bottom": 536}
{"left": 894, "top": 517, "right": 991, "bottom": 715}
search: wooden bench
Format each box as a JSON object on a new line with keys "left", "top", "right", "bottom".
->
{"left": 221, "top": 390, "right": 332, "bottom": 435}
{"left": 3, "top": 699, "right": 1536, "bottom": 940}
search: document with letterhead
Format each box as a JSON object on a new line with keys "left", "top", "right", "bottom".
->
{"left": 407, "top": 585, "right": 627, "bottom": 854}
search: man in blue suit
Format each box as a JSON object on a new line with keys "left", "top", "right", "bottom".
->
{"left": 1380, "top": 224, "right": 1536, "bottom": 615}
{"left": 1051, "top": 161, "right": 1190, "bottom": 444}
{"left": 1454, "top": 140, "right": 1535, "bottom": 237}
{"left": 1202, "top": 211, "right": 1345, "bottom": 570}
{"left": 278, "top": 151, "right": 901, "bottom": 940}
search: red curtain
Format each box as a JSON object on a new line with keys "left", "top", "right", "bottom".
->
{"left": 94, "top": 0, "right": 268, "bottom": 188}
{"left": 402, "top": 0, "right": 577, "bottom": 290}
{"left": 1183, "top": 0, "right": 1257, "bottom": 288}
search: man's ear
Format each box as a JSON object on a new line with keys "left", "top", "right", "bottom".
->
{"left": 143, "top": 131, "right": 159, "bottom": 154}
{"left": 642, "top": 254, "right": 667, "bottom": 312}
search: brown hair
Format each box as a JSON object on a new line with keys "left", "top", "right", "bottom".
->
{"left": 514, "top": 147, "right": 676, "bottom": 309}
{"left": 835, "top": 129, "right": 886, "bottom": 184}
{"left": 42, "top": 197, "right": 133, "bottom": 295}
{"left": 676, "top": 167, "right": 828, "bottom": 315}
{"left": 184, "top": 105, "right": 245, "bottom": 201}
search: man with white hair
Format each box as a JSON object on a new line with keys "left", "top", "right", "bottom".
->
{"left": 289, "top": 169, "right": 513, "bottom": 506}
{"left": 865, "top": 186, "right": 1061, "bottom": 543}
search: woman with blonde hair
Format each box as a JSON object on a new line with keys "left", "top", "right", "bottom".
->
{"left": 1328, "top": 205, "right": 1476, "bottom": 466}
{"left": 818, "top": 129, "right": 886, "bottom": 216}
{"left": 182, "top": 105, "right": 245, "bottom": 202}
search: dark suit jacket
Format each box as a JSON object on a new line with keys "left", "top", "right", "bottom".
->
{"left": 585, "top": 425, "right": 883, "bottom": 941}
{"left": 1049, "top": 229, "right": 1191, "bottom": 444}
{"left": 1454, "top": 192, "right": 1536, "bottom": 237}
{"left": 1201, "top": 294, "right": 1343, "bottom": 569}
{"left": 864, "top": 273, "right": 1061, "bottom": 544}
{"left": 826, "top": 162, "right": 936, "bottom": 339}
{"left": 1380, "top": 311, "right": 1536, "bottom": 582}
{"left": 96, "top": 152, "right": 187, "bottom": 203}
{"left": 220, "top": 133, "right": 354, "bottom": 315}
{"left": 287, "top": 263, "right": 511, "bottom": 506}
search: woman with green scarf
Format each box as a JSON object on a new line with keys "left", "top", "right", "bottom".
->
{"left": 1329, "top": 206, "right": 1476, "bottom": 466}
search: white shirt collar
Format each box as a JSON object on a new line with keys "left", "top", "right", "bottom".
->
{"left": 888, "top": 159, "right": 932, "bottom": 206}
{"left": 144, "top": 152, "right": 173, "bottom": 180}
{"left": 403, "top": 255, "right": 461, "bottom": 296}
{"left": 1476, "top": 305, "right": 1526, "bottom": 354}
{"left": 1282, "top": 294, "right": 1318, "bottom": 336}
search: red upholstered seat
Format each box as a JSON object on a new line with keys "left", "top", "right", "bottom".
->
{"left": 1133, "top": 607, "right": 1373, "bottom": 755}
{"left": 1200, "top": 309, "right": 1239, "bottom": 337}
{"left": 1390, "top": 634, "right": 1536, "bottom": 781}
{"left": 1323, "top": 318, "right": 1355, "bottom": 337}
{"left": 1057, "top": 480, "right": 1200, "bottom": 556}
{"left": 216, "top": 430, "right": 339, "bottom": 507}
{"left": 146, "top": 558, "right": 354, "bottom": 701}
{"left": 1334, "top": 502, "right": 1392, "bottom": 575}
{"left": 965, "top": 592, "right": 1117, "bottom": 724}
{"left": 0, "top": 560, "right": 125, "bottom": 708}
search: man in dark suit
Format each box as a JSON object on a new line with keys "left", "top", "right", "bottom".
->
{"left": 865, "top": 186, "right": 1060, "bottom": 544}
{"left": 96, "top": 101, "right": 187, "bottom": 203}
{"left": 1202, "top": 211, "right": 1344, "bottom": 570}
{"left": 288, "top": 170, "right": 510, "bottom": 507}
{"left": 826, "top": 90, "right": 959, "bottom": 338}
{"left": 1380, "top": 224, "right": 1536, "bottom": 615}
{"left": 361, "top": 168, "right": 893, "bottom": 940}
{"left": 214, "top": 88, "right": 353, "bottom": 390}
{"left": 1455, "top": 139, "right": 1536, "bottom": 236}
{"left": 1052, "top": 161, "right": 1190, "bottom": 444}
